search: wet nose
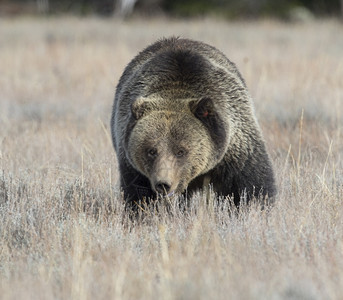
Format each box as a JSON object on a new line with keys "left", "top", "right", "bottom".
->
{"left": 155, "top": 181, "right": 171, "bottom": 194}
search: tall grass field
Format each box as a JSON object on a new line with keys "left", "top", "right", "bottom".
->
{"left": 0, "top": 17, "right": 342, "bottom": 299}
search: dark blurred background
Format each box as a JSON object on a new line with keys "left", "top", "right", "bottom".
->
{"left": 0, "top": 0, "right": 342, "bottom": 19}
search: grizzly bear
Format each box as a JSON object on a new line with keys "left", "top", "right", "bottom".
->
{"left": 111, "top": 37, "right": 276, "bottom": 208}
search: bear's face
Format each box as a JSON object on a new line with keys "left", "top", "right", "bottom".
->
{"left": 126, "top": 97, "right": 228, "bottom": 196}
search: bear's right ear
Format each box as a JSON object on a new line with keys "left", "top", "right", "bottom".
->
{"left": 131, "top": 97, "right": 151, "bottom": 120}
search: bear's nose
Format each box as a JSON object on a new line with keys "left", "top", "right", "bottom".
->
{"left": 155, "top": 181, "right": 171, "bottom": 194}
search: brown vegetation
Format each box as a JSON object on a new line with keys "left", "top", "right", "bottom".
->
{"left": 0, "top": 17, "right": 342, "bottom": 299}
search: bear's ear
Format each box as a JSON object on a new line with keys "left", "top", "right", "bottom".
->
{"left": 189, "top": 97, "right": 215, "bottom": 120}
{"left": 131, "top": 97, "right": 151, "bottom": 120}
{"left": 189, "top": 97, "right": 227, "bottom": 151}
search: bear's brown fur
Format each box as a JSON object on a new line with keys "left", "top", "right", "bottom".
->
{"left": 111, "top": 37, "right": 276, "bottom": 207}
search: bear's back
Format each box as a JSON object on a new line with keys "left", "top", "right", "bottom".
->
{"left": 115, "top": 38, "right": 246, "bottom": 98}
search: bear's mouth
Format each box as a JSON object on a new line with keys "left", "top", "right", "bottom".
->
{"left": 152, "top": 180, "right": 187, "bottom": 198}
{"left": 166, "top": 191, "right": 175, "bottom": 197}
{"left": 155, "top": 189, "right": 175, "bottom": 197}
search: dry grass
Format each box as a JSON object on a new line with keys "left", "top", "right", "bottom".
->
{"left": 0, "top": 16, "right": 343, "bottom": 299}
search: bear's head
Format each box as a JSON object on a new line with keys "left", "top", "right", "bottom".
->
{"left": 126, "top": 96, "right": 228, "bottom": 196}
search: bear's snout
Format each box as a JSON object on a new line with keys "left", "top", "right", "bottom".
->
{"left": 149, "top": 155, "right": 180, "bottom": 195}
{"left": 154, "top": 181, "right": 171, "bottom": 194}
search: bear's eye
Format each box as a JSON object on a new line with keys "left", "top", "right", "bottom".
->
{"left": 147, "top": 148, "right": 158, "bottom": 158}
{"left": 176, "top": 148, "right": 187, "bottom": 158}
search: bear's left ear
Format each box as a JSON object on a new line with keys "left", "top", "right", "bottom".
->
{"left": 189, "top": 97, "right": 215, "bottom": 120}
{"left": 189, "top": 97, "right": 227, "bottom": 151}
{"left": 131, "top": 97, "right": 152, "bottom": 120}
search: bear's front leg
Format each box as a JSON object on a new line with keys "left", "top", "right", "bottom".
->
{"left": 119, "top": 165, "right": 156, "bottom": 208}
